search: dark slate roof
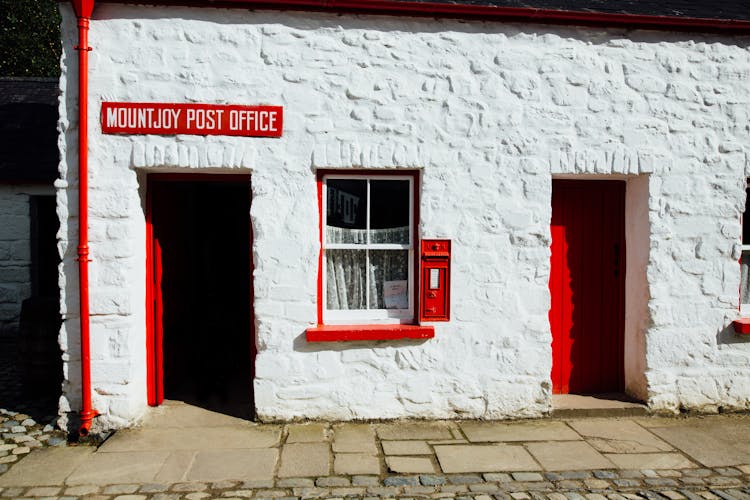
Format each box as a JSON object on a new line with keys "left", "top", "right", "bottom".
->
{"left": 393, "top": 0, "right": 749, "bottom": 21}
{"left": 0, "top": 78, "right": 59, "bottom": 184}
{"left": 107, "top": 0, "right": 750, "bottom": 25}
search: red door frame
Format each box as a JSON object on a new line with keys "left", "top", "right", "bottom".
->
{"left": 550, "top": 179, "right": 626, "bottom": 395}
{"left": 145, "top": 173, "right": 253, "bottom": 406}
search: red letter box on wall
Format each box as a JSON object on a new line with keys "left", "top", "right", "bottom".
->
{"left": 420, "top": 239, "right": 451, "bottom": 322}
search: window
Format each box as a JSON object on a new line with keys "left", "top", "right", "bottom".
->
{"left": 742, "top": 181, "right": 750, "bottom": 315}
{"left": 321, "top": 173, "right": 416, "bottom": 324}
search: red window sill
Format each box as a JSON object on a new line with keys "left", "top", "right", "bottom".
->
{"left": 732, "top": 318, "right": 750, "bottom": 335}
{"left": 306, "top": 324, "right": 435, "bottom": 342}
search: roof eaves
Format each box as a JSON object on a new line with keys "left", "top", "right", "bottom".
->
{"left": 92, "top": 0, "right": 750, "bottom": 33}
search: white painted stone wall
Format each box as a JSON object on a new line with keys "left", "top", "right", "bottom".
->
{"left": 58, "top": 3, "right": 750, "bottom": 429}
{"left": 0, "top": 184, "right": 54, "bottom": 336}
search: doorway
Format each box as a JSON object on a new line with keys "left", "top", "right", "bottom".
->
{"left": 549, "top": 179, "right": 625, "bottom": 395}
{"left": 147, "top": 175, "right": 254, "bottom": 419}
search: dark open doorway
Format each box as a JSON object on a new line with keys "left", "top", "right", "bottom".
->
{"left": 0, "top": 194, "right": 62, "bottom": 424}
{"left": 147, "top": 175, "right": 254, "bottom": 419}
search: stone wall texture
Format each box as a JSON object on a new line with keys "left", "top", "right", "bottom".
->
{"left": 58, "top": 3, "right": 750, "bottom": 429}
{"left": 0, "top": 185, "right": 54, "bottom": 336}
{"left": 0, "top": 186, "right": 32, "bottom": 336}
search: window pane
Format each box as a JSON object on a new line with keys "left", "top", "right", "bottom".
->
{"left": 326, "top": 179, "right": 367, "bottom": 244}
{"left": 370, "top": 180, "right": 410, "bottom": 244}
{"left": 369, "top": 250, "right": 409, "bottom": 309}
{"left": 742, "top": 251, "right": 750, "bottom": 305}
{"left": 326, "top": 249, "right": 367, "bottom": 310}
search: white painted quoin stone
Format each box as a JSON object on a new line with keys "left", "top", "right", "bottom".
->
{"left": 58, "top": 3, "right": 750, "bottom": 429}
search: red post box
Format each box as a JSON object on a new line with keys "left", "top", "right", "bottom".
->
{"left": 420, "top": 239, "right": 451, "bottom": 322}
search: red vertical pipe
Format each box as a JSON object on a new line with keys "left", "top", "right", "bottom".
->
{"left": 72, "top": 0, "right": 98, "bottom": 437}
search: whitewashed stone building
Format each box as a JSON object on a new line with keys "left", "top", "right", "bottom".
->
{"left": 57, "top": 0, "right": 750, "bottom": 431}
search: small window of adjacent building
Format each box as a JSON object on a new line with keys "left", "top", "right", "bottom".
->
{"left": 322, "top": 173, "right": 415, "bottom": 324}
{"left": 742, "top": 181, "right": 750, "bottom": 315}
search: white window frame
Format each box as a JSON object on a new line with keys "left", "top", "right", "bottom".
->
{"left": 322, "top": 174, "right": 415, "bottom": 324}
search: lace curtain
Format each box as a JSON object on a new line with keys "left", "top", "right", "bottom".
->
{"left": 326, "top": 227, "right": 409, "bottom": 310}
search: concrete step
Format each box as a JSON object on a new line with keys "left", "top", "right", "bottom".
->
{"left": 551, "top": 393, "right": 649, "bottom": 418}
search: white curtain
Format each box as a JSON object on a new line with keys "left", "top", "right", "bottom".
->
{"left": 326, "top": 227, "right": 409, "bottom": 310}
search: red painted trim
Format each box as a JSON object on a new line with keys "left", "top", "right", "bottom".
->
{"left": 97, "top": 0, "right": 750, "bottom": 33}
{"left": 153, "top": 218, "right": 164, "bottom": 404}
{"left": 145, "top": 178, "right": 156, "bottom": 406}
{"left": 73, "top": 4, "right": 99, "bottom": 437}
{"left": 413, "top": 171, "right": 421, "bottom": 323}
{"left": 316, "top": 177, "right": 324, "bottom": 325}
{"left": 71, "top": 0, "right": 94, "bottom": 18}
{"left": 419, "top": 239, "right": 451, "bottom": 322}
{"left": 550, "top": 180, "right": 626, "bottom": 394}
{"left": 314, "top": 169, "right": 421, "bottom": 327}
{"left": 101, "top": 102, "right": 283, "bottom": 137}
{"left": 248, "top": 179, "right": 256, "bottom": 402}
{"left": 146, "top": 173, "right": 252, "bottom": 406}
{"left": 306, "top": 324, "right": 434, "bottom": 342}
{"left": 732, "top": 318, "right": 750, "bottom": 335}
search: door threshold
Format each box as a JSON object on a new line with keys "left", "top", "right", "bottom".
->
{"left": 551, "top": 393, "right": 648, "bottom": 418}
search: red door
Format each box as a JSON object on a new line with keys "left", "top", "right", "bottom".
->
{"left": 550, "top": 180, "right": 625, "bottom": 394}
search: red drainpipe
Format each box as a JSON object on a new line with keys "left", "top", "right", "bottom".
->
{"left": 71, "top": 0, "right": 98, "bottom": 437}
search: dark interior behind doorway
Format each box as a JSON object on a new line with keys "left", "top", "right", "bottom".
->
{"left": 151, "top": 179, "right": 253, "bottom": 419}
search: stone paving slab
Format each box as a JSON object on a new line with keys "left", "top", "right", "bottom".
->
{"left": 286, "top": 423, "right": 329, "bottom": 443}
{"left": 65, "top": 450, "right": 171, "bottom": 485}
{"left": 99, "top": 426, "right": 281, "bottom": 452}
{"left": 385, "top": 456, "right": 437, "bottom": 473}
{"left": 333, "top": 453, "right": 380, "bottom": 475}
{"left": 648, "top": 418, "right": 750, "bottom": 467}
{"left": 0, "top": 445, "right": 94, "bottom": 486}
{"left": 604, "top": 452, "right": 699, "bottom": 470}
{"left": 435, "top": 444, "right": 541, "bottom": 473}
{"left": 567, "top": 419, "right": 674, "bottom": 453}
{"left": 278, "top": 443, "right": 330, "bottom": 477}
{"left": 461, "top": 421, "right": 582, "bottom": 443}
{"left": 331, "top": 424, "right": 377, "bottom": 453}
{"left": 376, "top": 422, "right": 455, "bottom": 440}
{"left": 153, "top": 449, "right": 195, "bottom": 483}
{"left": 526, "top": 441, "right": 615, "bottom": 471}
{"left": 382, "top": 439, "right": 432, "bottom": 455}
{"left": 186, "top": 449, "right": 278, "bottom": 481}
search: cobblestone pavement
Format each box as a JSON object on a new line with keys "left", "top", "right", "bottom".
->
{"left": 0, "top": 409, "right": 66, "bottom": 473}
{"left": 0, "top": 336, "right": 59, "bottom": 424}
{"left": 0, "top": 468, "right": 749, "bottom": 499}
{"left": 0, "top": 335, "right": 67, "bottom": 480}
{"left": 1, "top": 403, "right": 749, "bottom": 499}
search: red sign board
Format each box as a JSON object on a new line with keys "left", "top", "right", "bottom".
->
{"left": 101, "top": 102, "right": 283, "bottom": 137}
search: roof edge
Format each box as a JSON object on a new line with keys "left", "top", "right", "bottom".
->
{"left": 91, "top": 0, "right": 750, "bottom": 34}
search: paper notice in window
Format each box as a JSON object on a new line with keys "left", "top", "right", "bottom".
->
{"left": 384, "top": 280, "right": 408, "bottom": 309}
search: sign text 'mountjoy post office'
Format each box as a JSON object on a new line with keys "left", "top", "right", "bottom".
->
{"left": 101, "top": 102, "right": 283, "bottom": 137}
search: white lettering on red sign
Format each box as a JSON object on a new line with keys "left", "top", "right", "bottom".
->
{"left": 101, "top": 102, "right": 283, "bottom": 137}
{"left": 106, "top": 107, "right": 182, "bottom": 130}
{"left": 186, "top": 108, "right": 225, "bottom": 130}
{"left": 229, "top": 109, "right": 278, "bottom": 132}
